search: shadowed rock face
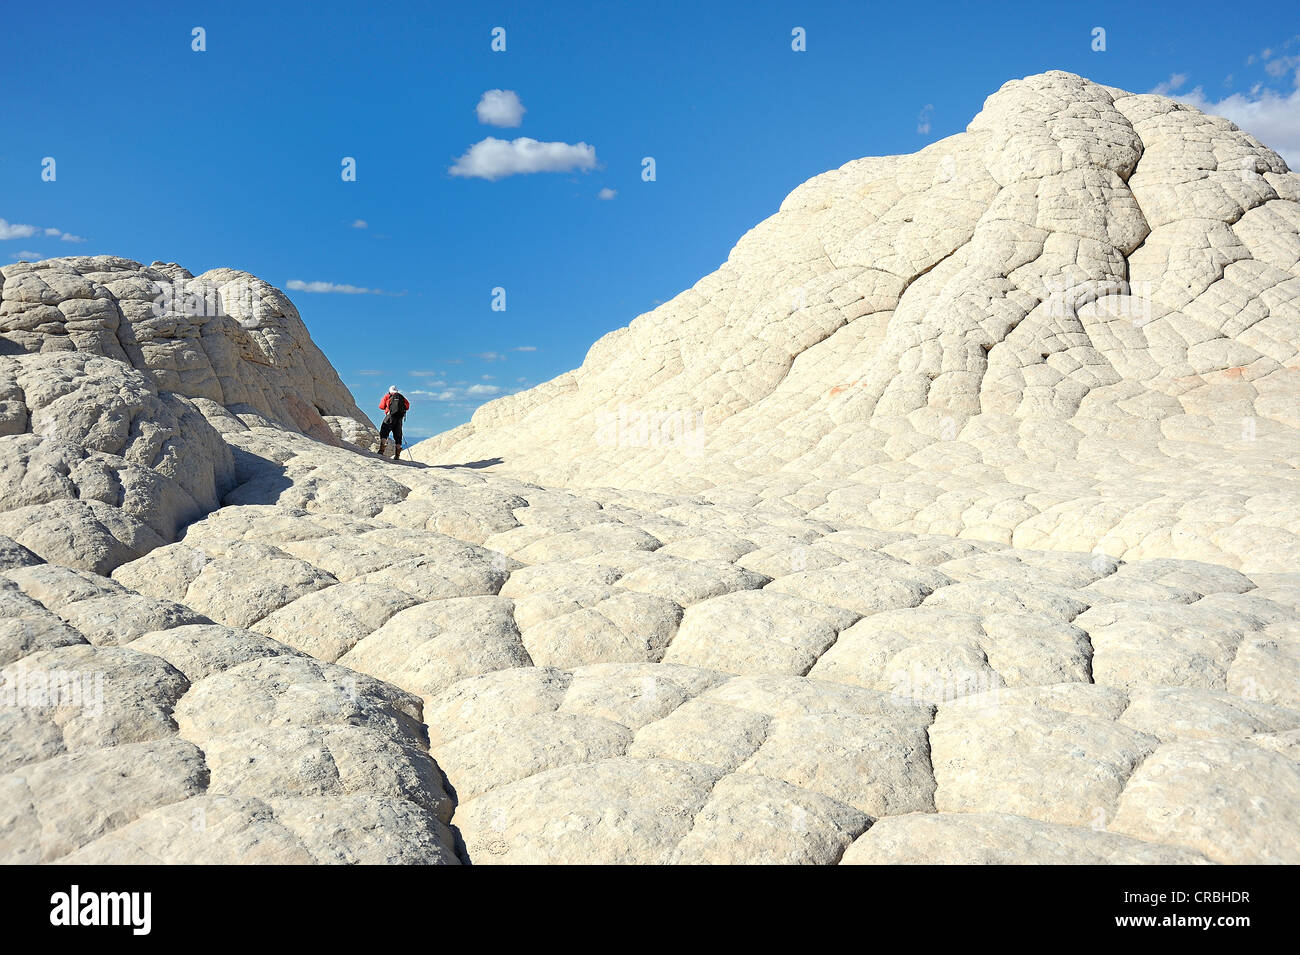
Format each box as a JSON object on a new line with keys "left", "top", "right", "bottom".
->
{"left": 413, "top": 70, "right": 1300, "bottom": 577}
{"left": 0, "top": 256, "right": 378, "bottom": 572}
{"left": 3, "top": 72, "right": 1300, "bottom": 865}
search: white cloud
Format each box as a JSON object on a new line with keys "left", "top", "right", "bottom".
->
{"left": 1265, "top": 56, "right": 1300, "bottom": 78}
{"left": 1151, "top": 72, "right": 1189, "bottom": 95}
{"left": 0, "top": 219, "right": 38, "bottom": 239}
{"left": 4, "top": 222, "right": 85, "bottom": 242}
{"left": 13, "top": 251, "right": 43, "bottom": 261}
{"left": 410, "top": 389, "right": 459, "bottom": 402}
{"left": 513, "top": 345, "right": 537, "bottom": 352}
{"left": 916, "top": 104, "right": 934, "bottom": 135}
{"left": 351, "top": 219, "right": 368, "bottom": 229}
{"left": 476, "top": 89, "right": 526, "bottom": 128}
{"left": 1169, "top": 78, "right": 1300, "bottom": 167}
{"left": 598, "top": 187, "right": 617, "bottom": 200}
{"left": 449, "top": 137, "right": 597, "bottom": 181}
{"left": 285, "top": 279, "right": 381, "bottom": 295}
{"left": 409, "top": 382, "right": 502, "bottom": 402}
{"left": 472, "top": 351, "right": 506, "bottom": 362}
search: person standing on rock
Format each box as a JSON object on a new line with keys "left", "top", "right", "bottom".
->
{"left": 378, "top": 385, "right": 409, "bottom": 459}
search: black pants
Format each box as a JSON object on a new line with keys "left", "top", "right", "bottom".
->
{"left": 380, "top": 415, "right": 404, "bottom": 445}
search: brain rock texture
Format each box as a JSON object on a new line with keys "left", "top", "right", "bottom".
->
{"left": 418, "top": 71, "right": 1300, "bottom": 577}
{"left": 3, "top": 72, "right": 1299, "bottom": 865}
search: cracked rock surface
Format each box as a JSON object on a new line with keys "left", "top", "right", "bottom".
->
{"left": 416, "top": 70, "right": 1300, "bottom": 577}
{"left": 2, "top": 71, "right": 1299, "bottom": 864}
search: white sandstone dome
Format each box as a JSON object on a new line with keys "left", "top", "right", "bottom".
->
{"left": 414, "top": 71, "right": 1300, "bottom": 575}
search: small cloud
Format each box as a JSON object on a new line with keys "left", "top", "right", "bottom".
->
{"left": 1265, "top": 55, "right": 1300, "bottom": 78}
{"left": 449, "top": 137, "right": 597, "bottom": 181}
{"left": 29, "top": 224, "right": 85, "bottom": 242}
{"left": 916, "top": 104, "right": 934, "bottom": 135}
{"left": 1151, "top": 72, "right": 1190, "bottom": 95}
{"left": 512, "top": 345, "right": 537, "bottom": 352}
{"left": 476, "top": 89, "right": 526, "bottom": 128}
{"left": 286, "top": 279, "right": 382, "bottom": 295}
{"left": 471, "top": 351, "right": 506, "bottom": 362}
{"left": 0, "top": 219, "right": 38, "bottom": 240}
{"left": 598, "top": 187, "right": 617, "bottom": 200}
{"left": 351, "top": 219, "right": 368, "bottom": 229}
{"left": 410, "top": 389, "right": 459, "bottom": 401}
{"left": 356, "top": 369, "right": 385, "bottom": 376}
{"left": 409, "top": 382, "right": 501, "bottom": 402}
{"left": 13, "top": 250, "right": 43, "bottom": 261}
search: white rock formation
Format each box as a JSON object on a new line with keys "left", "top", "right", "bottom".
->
{"left": 414, "top": 71, "right": 1300, "bottom": 577}
{"left": 0, "top": 256, "right": 378, "bottom": 573}
{"left": 2, "top": 71, "right": 1299, "bottom": 864}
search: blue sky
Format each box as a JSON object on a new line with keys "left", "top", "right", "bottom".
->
{"left": 3, "top": 1, "right": 1297, "bottom": 439}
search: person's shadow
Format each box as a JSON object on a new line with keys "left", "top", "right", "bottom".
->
{"left": 361, "top": 449, "right": 503, "bottom": 470}
{"left": 429, "top": 457, "right": 503, "bottom": 470}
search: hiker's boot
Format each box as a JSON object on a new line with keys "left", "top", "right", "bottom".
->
{"left": 394, "top": 443, "right": 403, "bottom": 460}
{"left": 378, "top": 439, "right": 388, "bottom": 457}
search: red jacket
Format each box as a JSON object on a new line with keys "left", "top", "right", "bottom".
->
{"left": 380, "top": 392, "right": 409, "bottom": 415}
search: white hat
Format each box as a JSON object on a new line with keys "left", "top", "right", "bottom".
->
{"left": 388, "top": 385, "right": 397, "bottom": 393}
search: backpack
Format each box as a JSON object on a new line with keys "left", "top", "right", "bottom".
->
{"left": 387, "top": 392, "right": 407, "bottom": 420}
